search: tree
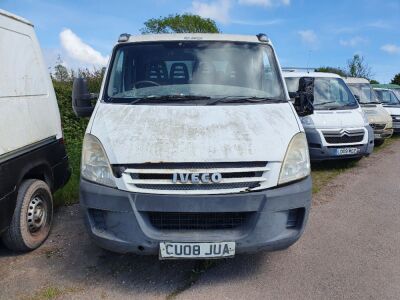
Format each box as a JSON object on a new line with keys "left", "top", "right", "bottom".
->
{"left": 370, "top": 79, "right": 380, "bottom": 84}
{"left": 391, "top": 73, "right": 400, "bottom": 85}
{"left": 141, "top": 14, "right": 220, "bottom": 34}
{"left": 346, "top": 54, "right": 372, "bottom": 79}
{"left": 315, "top": 66, "right": 348, "bottom": 77}
{"left": 53, "top": 55, "right": 70, "bottom": 82}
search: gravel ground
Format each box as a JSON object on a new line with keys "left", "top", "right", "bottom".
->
{"left": 1, "top": 139, "right": 399, "bottom": 300}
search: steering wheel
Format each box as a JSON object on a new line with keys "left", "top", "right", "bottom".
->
{"left": 134, "top": 80, "right": 160, "bottom": 88}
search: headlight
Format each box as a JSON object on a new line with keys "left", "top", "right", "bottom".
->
{"left": 81, "top": 134, "right": 116, "bottom": 187}
{"left": 361, "top": 112, "right": 369, "bottom": 125}
{"left": 278, "top": 132, "right": 310, "bottom": 185}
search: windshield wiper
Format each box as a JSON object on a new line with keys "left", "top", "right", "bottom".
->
{"left": 314, "top": 101, "right": 337, "bottom": 106}
{"left": 206, "top": 96, "right": 287, "bottom": 105}
{"left": 129, "top": 94, "right": 211, "bottom": 104}
{"left": 328, "top": 104, "right": 358, "bottom": 110}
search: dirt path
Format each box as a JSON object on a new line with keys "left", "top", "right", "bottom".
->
{"left": 1, "top": 140, "right": 400, "bottom": 300}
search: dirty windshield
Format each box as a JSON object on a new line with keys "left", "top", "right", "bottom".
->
{"left": 285, "top": 77, "right": 358, "bottom": 110}
{"left": 348, "top": 83, "right": 378, "bottom": 104}
{"left": 374, "top": 89, "right": 400, "bottom": 105}
{"left": 104, "top": 41, "right": 285, "bottom": 104}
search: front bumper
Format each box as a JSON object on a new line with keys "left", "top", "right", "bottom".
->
{"left": 80, "top": 177, "right": 312, "bottom": 255}
{"left": 305, "top": 127, "right": 374, "bottom": 161}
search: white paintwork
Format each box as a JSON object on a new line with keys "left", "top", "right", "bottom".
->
{"left": 374, "top": 88, "right": 400, "bottom": 123}
{"left": 0, "top": 10, "right": 62, "bottom": 156}
{"left": 123, "top": 33, "right": 267, "bottom": 44}
{"left": 88, "top": 34, "right": 303, "bottom": 194}
{"left": 284, "top": 72, "right": 369, "bottom": 146}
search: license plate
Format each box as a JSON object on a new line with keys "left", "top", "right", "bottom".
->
{"left": 336, "top": 147, "right": 360, "bottom": 155}
{"left": 159, "top": 242, "right": 235, "bottom": 259}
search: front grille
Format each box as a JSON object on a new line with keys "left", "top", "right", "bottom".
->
{"left": 147, "top": 212, "right": 253, "bottom": 230}
{"left": 322, "top": 130, "right": 364, "bottom": 144}
{"left": 392, "top": 115, "right": 400, "bottom": 123}
{"left": 370, "top": 123, "right": 386, "bottom": 131}
{"left": 120, "top": 161, "right": 269, "bottom": 194}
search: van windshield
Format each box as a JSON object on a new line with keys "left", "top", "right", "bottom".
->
{"left": 285, "top": 77, "right": 358, "bottom": 110}
{"left": 374, "top": 89, "right": 400, "bottom": 105}
{"left": 347, "top": 83, "right": 379, "bottom": 104}
{"left": 104, "top": 41, "right": 285, "bottom": 104}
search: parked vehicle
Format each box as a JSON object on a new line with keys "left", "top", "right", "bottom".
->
{"left": 0, "top": 10, "right": 70, "bottom": 251}
{"left": 373, "top": 88, "right": 400, "bottom": 133}
{"left": 371, "top": 84, "right": 400, "bottom": 101}
{"left": 284, "top": 72, "right": 374, "bottom": 161}
{"left": 72, "top": 33, "right": 312, "bottom": 259}
{"left": 345, "top": 77, "right": 393, "bottom": 146}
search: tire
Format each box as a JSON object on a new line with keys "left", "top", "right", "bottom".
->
{"left": 374, "top": 139, "right": 384, "bottom": 147}
{"left": 2, "top": 179, "right": 53, "bottom": 252}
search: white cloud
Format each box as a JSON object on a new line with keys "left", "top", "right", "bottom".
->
{"left": 339, "top": 36, "right": 367, "bottom": 47}
{"left": 191, "top": 0, "right": 232, "bottom": 23}
{"left": 59, "top": 29, "right": 109, "bottom": 66}
{"left": 238, "top": 0, "right": 290, "bottom": 6}
{"left": 381, "top": 44, "right": 400, "bottom": 54}
{"left": 298, "top": 30, "right": 317, "bottom": 45}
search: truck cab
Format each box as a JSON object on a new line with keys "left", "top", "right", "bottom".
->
{"left": 373, "top": 88, "right": 400, "bottom": 133}
{"left": 345, "top": 77, "right": 393, "bottom": 145}
{"left": 0, "top": 10, "right": 70, "bottom": 251}
{"left": 72, "top": 33, "right": 312, "bottom": 259}
{"left": 284, "top": 72, "right": 374, "bottom": 161}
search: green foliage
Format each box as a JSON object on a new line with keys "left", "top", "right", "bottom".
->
{"left": 391, "top": 73, "right": 400, "bottom": 85}
{"left": 370, "top": 79, "right": 380, "bottom": 84}
{"left": 346, "top": 54, "right": 372, "bottom": 79}
{"left": 141, "top": 14, "right": 220, "bottom": 34}
{"left": 53, "top": 69, "right": 104, "bottom": 206}
{"left": 315, "top": 66, "right": 348, "bottom": 77}
{"left": 53, "top": 55, "right": 70, "bottom": 82}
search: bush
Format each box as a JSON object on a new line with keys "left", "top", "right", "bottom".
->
{"left": 53, "top": 69, "right": 103, "bottom": 206}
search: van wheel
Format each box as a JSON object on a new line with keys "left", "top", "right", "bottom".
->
{"left": 2, "top": 180, "right": 53, "bottom": 252}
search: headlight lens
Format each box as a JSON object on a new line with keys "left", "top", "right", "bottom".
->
{"left": 361, "top": 111, "right": 369, "bottom": 125}
{"left": 278, "top": 132, "right": 310, "bottom": 185}
{"left": 81, "top": 134, "right": 116, "bottom": 187}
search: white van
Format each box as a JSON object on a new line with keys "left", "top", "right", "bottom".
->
{"left": 345, "top": 77, "right": 393, "bottom": 145}
{"left": 284, "top": 72, "right": 374, "bottom": 161}
{"left": 373, "top": 88, "right": 400, "bottom": 133}
{"left": 0, "top": 10, "right": 70, "bottom": 251}
{"left": 72, "top": 33, "right": 312, "bottom": 259}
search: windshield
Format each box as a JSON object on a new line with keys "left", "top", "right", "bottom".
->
{"left": 374, "top": 89, "right": 400, "bottom": 105}
{"left": 285, "top": 77, "right": 358, "bottom": 110}
{"left": 348, "top": 83, "right": 377, "bottom": 104}
{"left": 104, "top": 41, "right": 285, "bottom": 104}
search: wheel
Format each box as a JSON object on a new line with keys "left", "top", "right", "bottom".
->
{"left": 374, "top": 139, "right": 384, "bottom": 147}
{"left": 2, "top": 179, "right": 53, "bottom": 252}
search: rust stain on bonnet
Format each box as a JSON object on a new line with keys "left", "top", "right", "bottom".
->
{"left": 92, "top": 103, "right": 300, "bottom": 164}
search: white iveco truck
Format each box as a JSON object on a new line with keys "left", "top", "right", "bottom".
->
{"left": 72, "top": 33, "right": 312, "bottom": 259}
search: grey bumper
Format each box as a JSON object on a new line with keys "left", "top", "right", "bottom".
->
{"left": 80, "top": 177, "right": 312, "bottom": 255}
{"left": 305, "top": 127, "right": 374, "bottom": 161}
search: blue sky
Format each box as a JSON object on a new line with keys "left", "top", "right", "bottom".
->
{"left": 2, "top": 0, "right": 400, "bottom": 82}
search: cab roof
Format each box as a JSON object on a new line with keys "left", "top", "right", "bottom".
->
{"left": 343, "top": 77, "right": 369, "bottom": 84}
{"left": 119, "top": 33, "right": 271, "bottom": 44}
{"left": 0, "top": 9, "right": 33, "bottom": 27}
{"left": 282, "top": 71, "right": 341, "bottom": 79}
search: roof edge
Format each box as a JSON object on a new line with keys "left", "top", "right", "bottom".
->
{"left": 0, "top": 9, "right": 33, "bottom": 27}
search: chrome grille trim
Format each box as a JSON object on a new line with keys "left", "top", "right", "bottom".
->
{"left": 121, "top": 161, "right": 269, "bottom": 195}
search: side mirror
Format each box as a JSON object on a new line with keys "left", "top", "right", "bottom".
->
{"left": 288, "top": 91, "right": 297, "bottom": 99}
{"left": 294, "top": 77, "right": 314, "bottom": 116}
{"left": 72, "top": 78, "right": 97, "bottom": 118}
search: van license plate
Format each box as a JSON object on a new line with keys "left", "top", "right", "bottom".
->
{"left": 336, "top": 148, "right": 360, "bottom": 155}
{"left": 159, "top": 242, "right": 235, "bottom": 259}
